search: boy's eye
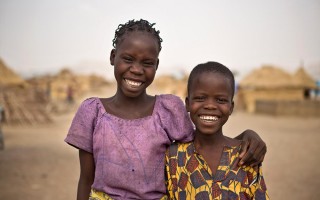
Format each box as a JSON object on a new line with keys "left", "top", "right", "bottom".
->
{"left": 217, "top": 98, "right": 228, "bottom": 103}
{"left": 194, "top": 96, "right": 206, "bottom": 101}
{"left": 143, "top": 61, "right": 155, "bottom": 67}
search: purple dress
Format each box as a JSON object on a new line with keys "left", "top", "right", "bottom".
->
{"left": 65, "top": 94, "right": 194, "bottom": 199}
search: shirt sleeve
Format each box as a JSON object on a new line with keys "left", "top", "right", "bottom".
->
{"left": 242, "top": 165, "right": 269, "bottom": 199}
{"left": 252, "top": 166, "right": 270, "bottom": 199}
{"left": 64, "top": 98, "right": 98, "bottom": 153}
{"left": 165, "top": 145, "right": 176, "bottom": 199}
{"left": 158, "top": 94, "right": 194, "bottom": 143}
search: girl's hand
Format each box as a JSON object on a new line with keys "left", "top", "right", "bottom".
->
{"left": 78, "top": 149, "right": 95, "bottom": 200}
{"left": 236, "top": 129, "right": 267, "bottom": 167}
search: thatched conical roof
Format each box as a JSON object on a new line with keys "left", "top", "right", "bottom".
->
{"left": 293, "top": 67, "right": 316, "bottom": 89}
{"left": 0, "top": 58, "right": 26, "bottom": 87}
{"left": 239, "top": 65, "right": 298, "bottom": 89}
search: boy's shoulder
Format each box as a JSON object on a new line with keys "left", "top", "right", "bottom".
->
{"left": 224, "top": 136, "right": 242, "bottom": 147}
{"left": 167, "top": 141, "right": 193, "bottom": 158}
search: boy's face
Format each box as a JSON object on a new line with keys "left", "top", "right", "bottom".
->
{"left": 110, "top": 31, "right": 159, "bottom": 98}
{"left": 185, "top": 72, "right": 234, "bottom": 135}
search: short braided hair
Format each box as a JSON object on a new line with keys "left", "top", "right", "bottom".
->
{"left": 187, "top": 61, "right": 235, "bottom": 98}
{"left": 112, "top": 19, "right": 163, "bottom": 51}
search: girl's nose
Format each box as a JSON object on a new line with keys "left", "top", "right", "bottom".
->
{"left": 130, "top": 63, "right": 143, "bottom": 75}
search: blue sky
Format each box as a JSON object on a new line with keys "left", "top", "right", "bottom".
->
{"left": 1, "top": 0, "right": 319, "bottom": 80}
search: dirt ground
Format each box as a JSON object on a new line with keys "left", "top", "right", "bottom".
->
{"left": 1, "top": 85, "right": 320, "bottom": 200}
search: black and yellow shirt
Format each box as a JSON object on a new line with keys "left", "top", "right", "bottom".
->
{"left": 165, "top": 142, "right": 269, "bottom": 200}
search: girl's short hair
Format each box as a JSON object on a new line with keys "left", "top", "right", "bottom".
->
{"left": 112, "top": 19, "right": 163, "bottom": 51}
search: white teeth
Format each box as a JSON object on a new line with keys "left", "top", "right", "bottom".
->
{"left": 199, "top": 115, "right": 218, "bottom": 121}
{"left": 125, "top": 79, "right": 142, "bottom": 87}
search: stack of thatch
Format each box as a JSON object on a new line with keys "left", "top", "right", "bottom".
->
{"left": 0, "top": 58, "right": 52, "bottom": 125}
{"left": 0, "top": 58, "right": 26, "bottom": 87}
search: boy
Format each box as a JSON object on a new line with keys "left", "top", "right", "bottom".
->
{"left": 165, "top": 61, "right": 269, "bottom": 199}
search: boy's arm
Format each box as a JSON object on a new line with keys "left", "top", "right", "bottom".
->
{"left": 235, "top": 129, "right": 267, "bottom": 167}
{"left": 251, "top": 166, "right": 269, "bottom": 199}
{"left": 164, "top": 149, "right": 174, "bottom": 199}
{"left": 77, "top": 149, "right": 95, "bottom": 200}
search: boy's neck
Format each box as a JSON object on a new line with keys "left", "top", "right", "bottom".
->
{"left": 193, "top": 131, "right": 227, "bottom": 148}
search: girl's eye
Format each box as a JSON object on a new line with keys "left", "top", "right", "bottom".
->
{"left": 123, "top": 57, "right": 133, "bottom": 62}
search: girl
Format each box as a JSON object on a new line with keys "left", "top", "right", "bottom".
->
{"left": 65, "top": 19, "right": 266, "bottom": 200}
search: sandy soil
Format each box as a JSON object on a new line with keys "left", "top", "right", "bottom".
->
{"left": 1, "top": 86, "right": 320, "bottom": 200}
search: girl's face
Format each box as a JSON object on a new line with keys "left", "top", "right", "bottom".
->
{"left": 186, "top": 72, "right": 234, "bottom": 136}
{"left": 110, "top": 31, "right": 159, "bottom": 98}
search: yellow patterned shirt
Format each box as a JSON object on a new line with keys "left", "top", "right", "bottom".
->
{"left": 165, "top": 142, "right": 269, "bottom": 200}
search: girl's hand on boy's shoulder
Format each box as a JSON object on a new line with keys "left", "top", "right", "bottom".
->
{"left": 237, "top": 129, "right": 267, "bottom": 167}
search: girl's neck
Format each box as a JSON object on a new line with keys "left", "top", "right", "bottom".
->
{"left": 113, "top": 92, "right": 151, "bottom": 106}
{"left": 104, "top": 92, "right": 156, "bottom": 119}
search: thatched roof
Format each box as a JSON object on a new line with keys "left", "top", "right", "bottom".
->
{"left": 239, "top": 65, "right": 297, "bottom": 89}
{"left": 293, "top": 67, "right": 316, "bottom": 89}
{"left": 0, "top": 58, "right": 26, "bottom": 87}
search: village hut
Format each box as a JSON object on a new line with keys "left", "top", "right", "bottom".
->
{"left": 27, "top": 68, "right": 110, "bottom": 113}
{"left": 151, "top": 74, "right": 188, "bottom": 99}
{"left": 237, "top": 65, "right": 319, "bottom": 116}
{"left": 293, "top": 67, "right": 317, "bottom": 98}
{"left": 0, "top": 58, "right": 52, "bottom": 125}
{"left": 48, "top": 69, "right": 109, "bottom": 101}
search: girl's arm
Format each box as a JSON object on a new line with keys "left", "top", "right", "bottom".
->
{"left": 235, "top": 129, "right": 267, "bottom": 167}
{"left": 77, "top": 149, "right": 95, "bottom": 200}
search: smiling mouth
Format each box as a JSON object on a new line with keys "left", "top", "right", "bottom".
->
{"left": 125, "top": 79, "right": 142, "bottom": 87}
{"left": 199, "top": 115, "right": 219, "bottom": 122}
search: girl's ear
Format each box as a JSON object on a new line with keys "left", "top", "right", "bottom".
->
{"left": 155, "top": 59, "right": 159, "bottom": 70}
{"left": 110, "top": 49, "right": 116, "bottom": 66}
{"left": 185, "top": 97, "right": 190, "bottom": 112}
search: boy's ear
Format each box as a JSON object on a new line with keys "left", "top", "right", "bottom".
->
{"left": 229, "top": 101, "right": 234, "bottom": 115}
{"left": 110, "top": 49, "right": 116, "bottom": 66}
{"left": 185, "top": 97, "right": 190, "bottom": 112}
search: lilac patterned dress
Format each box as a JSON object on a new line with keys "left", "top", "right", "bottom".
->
{"left": 65, "top": 94, "right": 194, "bottom": 199}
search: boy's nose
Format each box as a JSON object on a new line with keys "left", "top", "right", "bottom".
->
{"left": 204, "top": 99, "right": 217, "bottom": 109}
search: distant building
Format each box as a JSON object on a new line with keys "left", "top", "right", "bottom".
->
{"left": 237, "top": 65, "right": 319, "bottom": 116}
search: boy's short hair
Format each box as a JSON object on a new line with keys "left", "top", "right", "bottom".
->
{"left": 187, "top": 61, "right": 235, "bottom": 97}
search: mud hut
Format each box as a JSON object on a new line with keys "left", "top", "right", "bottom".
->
{"left": 237, "top": 65, "right": 318, "bottom": 116}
